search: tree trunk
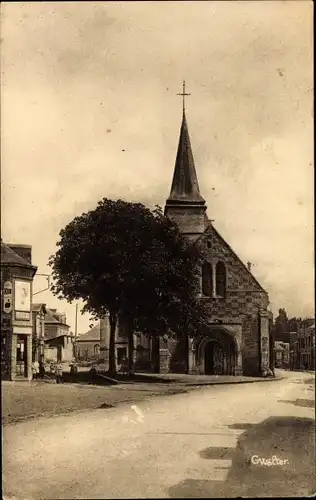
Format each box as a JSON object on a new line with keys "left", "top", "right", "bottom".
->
{"left": 108, "top": 311, "right": 117, "bottom": 376}
{"left": 151, "top": 336, "right": 160, "bottom": 373}
{"left": 185, "top": 335, "right": 189, "bottom": 374}
{"left": 127, "top": 327, "right": 135, "bottom": 376}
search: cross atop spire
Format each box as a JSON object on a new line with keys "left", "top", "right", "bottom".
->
{"left": 177, "top": 80, "right": 191, "bottom": 113}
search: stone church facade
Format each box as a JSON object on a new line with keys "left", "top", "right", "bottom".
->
{"left": 99, "top": 106, "right": 271, "bottom": 377}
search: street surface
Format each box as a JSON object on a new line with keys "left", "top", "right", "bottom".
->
{"left": 3, "top": 370, "right": 315, "bottom": 499}
{"left": 1, "top": 372, "right": 269, "bottom": 424}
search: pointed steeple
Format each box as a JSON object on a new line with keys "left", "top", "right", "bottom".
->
{"left": 164, "top": 87, "right": 208, "bottom": 239}
{"left": 167, "top": 110, "right": 205, "bottom": 204}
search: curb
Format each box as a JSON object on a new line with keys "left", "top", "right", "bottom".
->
{"left": 183, "top": 376, "right": 284, "bottom": 387}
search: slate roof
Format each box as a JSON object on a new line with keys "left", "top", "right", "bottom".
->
{"left": 44, "top": 307, "right": 70, "bottom": 327}
{"left": 76, "top": 323, "right": 100, "bottom": 342}
{"left": 1, "top": 241, "right": 36, "bottom": 269}
{"left": 45, "top": 333, "right": 74, "bottom": 342}
{"left": 32, "top": 303, "right": 47, "bottom": 313}
{"left": 166, "top": 111, "right": 206, "bottom": 205}
{"left": 45, "top": 309, "right": 60, "bottom": 323}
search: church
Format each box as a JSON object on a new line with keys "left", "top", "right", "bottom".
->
{"left": 99, "top": 89, "right": 271, "bottom": 377}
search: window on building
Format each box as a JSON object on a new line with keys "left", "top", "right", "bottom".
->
{"left": 201, "top": 262, "right": 212, "bottom": 297}
{"left": 216, "top": 261, "right": 226, "bottom": 298}
{"left": 94, "top": 344, "right": 99, "bottom": 355}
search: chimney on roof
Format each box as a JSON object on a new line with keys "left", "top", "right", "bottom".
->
{"left": 247, "top": 261, "right": 252, "bottom": 271}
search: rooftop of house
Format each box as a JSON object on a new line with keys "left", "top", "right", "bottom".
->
{"left": 1, "top": 241, "right": 36, "bottom": 269}
{"left": 275, "top": 341, "right": 289, "bottom": 351}
{"left": 45, "top": 333, "right": 74, "bottom": 342}
{"left": 44, "top": 307, "right": 69, "bottom": 327}
{"left": 32, "top": 303, "right": 47, "bottom": 313}
{"left": 76, "top": 323, "right": 100, "bottom": 342}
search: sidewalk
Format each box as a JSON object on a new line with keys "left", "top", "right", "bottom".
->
{"left": 133, "top": 371, "right": 283, "bottom": 386}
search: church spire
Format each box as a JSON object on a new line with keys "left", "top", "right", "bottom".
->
{"left": 164, "top": 83, "right": 207, "bottom": 238}
{"left": 167, "top": 88, "right": 205, "bottom": 204}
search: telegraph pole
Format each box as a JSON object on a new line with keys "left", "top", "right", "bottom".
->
{"left": 32, "top": 273, "right": 51, "bottom": 372}
{"left": 74, "top": 303, "right": 79, "bottom": 360}
{"left": 75, "top": 304, "right": 78, "bottom": 340}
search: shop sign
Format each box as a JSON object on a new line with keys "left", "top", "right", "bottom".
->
{"left": 14, "top": 280, "right": 31, "bottom": 312}
{"left": 15, "top": 311, "right": 31, "bottom": 321}
{"left": 3, "top": 281, "right": 13, "bottom": 314}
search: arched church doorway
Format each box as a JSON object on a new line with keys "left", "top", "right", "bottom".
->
{"left": 197, "top": 329, "right": 237, "bottom": 375}
{"left": 204, "top": 340, "right": 224, "bottom": 375}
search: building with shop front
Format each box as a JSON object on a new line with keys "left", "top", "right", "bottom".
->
{"left": 98, "top": 98, "right": 271, "bottom": 377}
{"left": 1, "top": 241, "right": 37, "bottom": 381}
{"left": 289, "top": 331, "right": 299, "bottom": 370}
{"left": 297, "top": 321, "right": 315, "bottom": 370}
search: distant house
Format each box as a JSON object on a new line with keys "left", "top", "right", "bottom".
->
{"left": 76, "top": 321, "right": 151, "bottom": 371}
{"left": 35, "top": 306, "right": 75, "bottom": 363}
{"left": 44, "top": 308, "right": 70, "bottom": 339}
{"left": 289, "top": 331, "right": 299, "bottom": 370}
{"left": 76, "top": 324, "right": 100, "bottom": 361}
{"left": 274, "top": 341, "right": 290, "bottom": 368}
{"left": 297, "top": 321, "right": 315, "bottom": 370}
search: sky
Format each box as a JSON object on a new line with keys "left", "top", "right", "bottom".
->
{"left": 1, "top": 1, "right": 314, "bottom": 333}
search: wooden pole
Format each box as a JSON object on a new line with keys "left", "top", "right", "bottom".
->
{"left": 74, "top": 304, "right": 78, "bottom": 360}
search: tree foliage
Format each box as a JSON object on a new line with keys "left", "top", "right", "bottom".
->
{"left": 49, "top": 198, "right": 209, "bottom": 373}
{"left": 274, "top": 308, "right": 289, "bottom": 342}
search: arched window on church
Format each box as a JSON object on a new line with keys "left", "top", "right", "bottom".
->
{"left": 216, "top": 261, "right": 226, "bottom": 298}
{"left": 202, "top": 262, "right": 212, "bottom": 297}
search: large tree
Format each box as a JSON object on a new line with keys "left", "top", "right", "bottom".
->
{"left": 274, "top": 308, "right": 289, "bottom": 342}
{"left": 49, "top": 198, "right": 209, "bottom": 375}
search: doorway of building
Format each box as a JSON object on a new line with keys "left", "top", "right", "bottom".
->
{"left": 1, "top": 334, "right": 9, "bottom": 378}
{"left": 57, "top": 345, "right": 62, "bottom": 363}
{"left": 117, "top": 347, "right": 127, "bottom": 365}
{"left": 16, "top": 335, "right": 27, "bottom": 377}
{"left": 204, "top": 340, "right": 225, "bottom": 375}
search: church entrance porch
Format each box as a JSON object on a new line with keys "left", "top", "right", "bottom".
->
{"left": 195, "top": 328, "right": 241, "bottom": 375}
{"left": 204, "top": 340, "right": 225, "bottom": 375}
